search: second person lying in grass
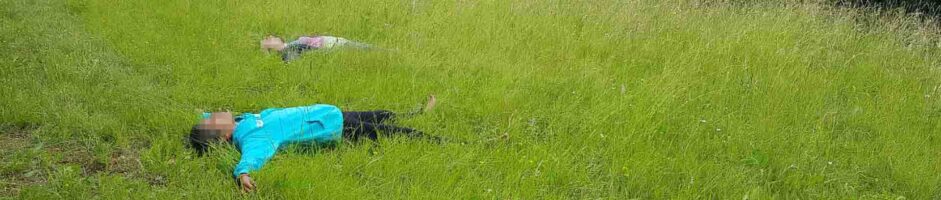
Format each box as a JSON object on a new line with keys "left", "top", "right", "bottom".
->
{"left": 189, "top": 96, "right": 439, "bottom": 192}
{"left": 260, "top": 34, "right": 376, "bottom": 62}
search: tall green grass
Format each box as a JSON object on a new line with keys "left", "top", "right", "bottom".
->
{"left": 2, "top": 0, "right": 940, "bottom": 199}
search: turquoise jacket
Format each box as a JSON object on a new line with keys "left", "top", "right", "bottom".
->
{"left": 205, "top": 104, "right": 344, "bottom": 178}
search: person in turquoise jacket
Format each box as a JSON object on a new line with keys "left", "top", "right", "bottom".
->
{"left": 188, "top": 96, "right": 437, "bottom": 192}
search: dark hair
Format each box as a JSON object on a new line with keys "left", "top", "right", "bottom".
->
{"left": 188, "top": 125, "right": 221, "bottom": 155}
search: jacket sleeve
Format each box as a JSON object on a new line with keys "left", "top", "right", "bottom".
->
{"left": 233, "top": 139, "right": 279, "bottom": 178}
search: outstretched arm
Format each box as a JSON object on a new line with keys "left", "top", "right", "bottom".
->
{"left": 233, "top": 139, "right": 278, "bottom": 192}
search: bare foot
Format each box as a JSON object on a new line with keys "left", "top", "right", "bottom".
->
{"left": 423, "top": 95, "right": 437, "bottom": 112}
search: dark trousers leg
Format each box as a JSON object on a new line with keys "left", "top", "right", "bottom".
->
{"left": 341, "top": 110, "right": 442, "bottom": 142}
{"left": 343, "top": 120, "right": 423, "bottom": 141}
{"left": 342, "top": 110, "right": 396, "bottom": 124}
{"left": 342, "top": 111, "right": 424, "bottom": 141}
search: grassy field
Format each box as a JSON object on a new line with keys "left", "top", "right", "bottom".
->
{"left": 2, "top": 0, "right": 940, "bottom": 199}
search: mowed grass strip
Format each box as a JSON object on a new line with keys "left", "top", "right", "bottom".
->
{"left": 1, "top": 0, "right": 940, "bottom": 199}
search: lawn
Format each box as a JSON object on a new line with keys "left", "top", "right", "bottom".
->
{"left": 1, "top": 0, "right": 940, "bottom": 199}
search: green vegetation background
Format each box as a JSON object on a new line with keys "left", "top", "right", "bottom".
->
{"left": 1, "top": 0, "right": 940, "bottom": 199}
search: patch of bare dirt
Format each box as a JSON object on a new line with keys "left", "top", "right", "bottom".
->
{"left": 0, "top": 126, "right": 45, "bottom": 197}
{"left": 0, "top": 126, "right": 158, "bottom": 197}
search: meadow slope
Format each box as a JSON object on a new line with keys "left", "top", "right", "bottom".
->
{"left": 1, "top": 0, "right": 940, "bottom": 199}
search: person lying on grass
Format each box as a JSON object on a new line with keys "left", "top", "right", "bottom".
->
{"left": 189, "top": 96, "right": 438, "bottom": 192}
{"left": 260, "top": 34, "right": 375, "bottom": 62}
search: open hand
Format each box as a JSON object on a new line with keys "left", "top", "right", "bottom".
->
{"left": 239, "top": 174, "right": 256, "bottom": 192}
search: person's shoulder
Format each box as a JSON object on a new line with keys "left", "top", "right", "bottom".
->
{"left": 284, "top": 42, "right": 303, "bottom": 49}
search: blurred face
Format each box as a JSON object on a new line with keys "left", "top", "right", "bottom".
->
{"left": 260, "top": 36, "right": 286, "bottom": 51}
{"left": 197, "top": 112, "right": 235, "bottom": 141}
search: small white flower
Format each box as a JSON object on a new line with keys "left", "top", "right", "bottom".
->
{"left": 828, "top": 161, "right": 833, "bottom": 165}
{"left": 716, "top": 128, "right": 722, "bottom": 132}
{"left": 699, "top": 119, "right": 707, "bottom": 123}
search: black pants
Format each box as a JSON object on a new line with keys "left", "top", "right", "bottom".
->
{"left": 342, "top": 110, "right": 424, "bottom": 141}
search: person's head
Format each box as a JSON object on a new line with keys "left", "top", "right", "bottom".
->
{"left": 260, "top": 36, "right": 286, "bottom": 52}
{"left": 189, "top": 112, "right": 235, "bottom": 154}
